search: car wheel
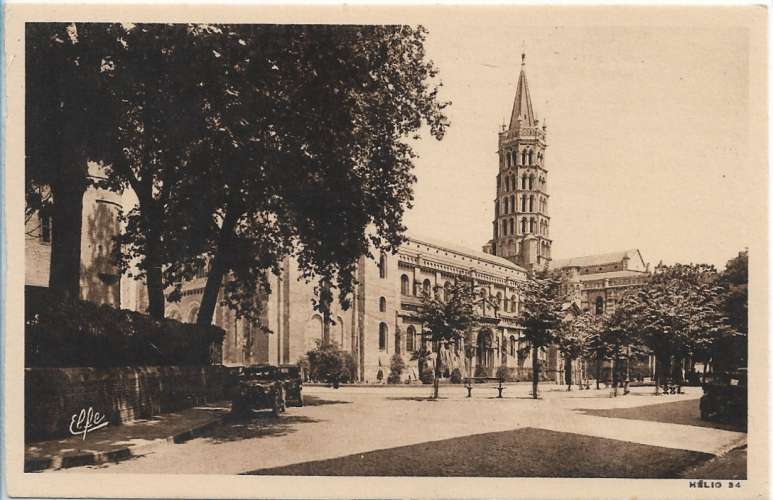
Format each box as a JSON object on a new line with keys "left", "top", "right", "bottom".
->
{"left": 231, "top": 400, "right": 246, "bottom": 415}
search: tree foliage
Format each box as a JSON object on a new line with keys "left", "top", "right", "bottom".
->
{"left": 610, "top": 263, "right": 735, "bottom": 389}
{"left": 26, "top": 23, "right": 124, "bottom": 296}
{"left": 719, "top": 250, "right": 748, "bottom": 334}
{"left": 305, "top": 340, "right": 354, "bottom": 385}
{"left": 90, "top": 23, "right": 450, "bottom": 324}
{"left": 413, "top": 280, "right": 477, "bottom": 397}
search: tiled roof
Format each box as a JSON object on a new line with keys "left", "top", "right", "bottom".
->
{"left": 404, "top": 233, "right": 527, "bottom": 273}
{"left": 550, "top": 249, "right": 641, "bottom": 269}
{"left": 577, "top": 270, "right": 649, "bottom": 282}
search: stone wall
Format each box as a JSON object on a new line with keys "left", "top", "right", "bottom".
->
{"left": 25, "top": 365, "right": 235, "bottom": 442}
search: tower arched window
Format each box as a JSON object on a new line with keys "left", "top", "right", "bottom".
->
{"left": 379, "top": 323, "right": 388, "bottom": 351}
{"left": 510, "top": 195, "right": 515, "bottom": 213}
{"left": 521, "top": 174, "right": 527, "bottom": 190}
{"left": 521, "top": 218, "right": 527, "bottom": 234}
{"left": 506, "top": 153, "right": 511, "bottom": 168}
{"left": 529, "top": 175, "right": 534, "bottom": 190}
{"left": 400, "top": 275, "right": 410, "bottom": 295}
{"left": 521, "top": 195, "right": 527, "bottom": 212}
{"left": 505, "top": 176, "right": 510, "bottom": 192}
{"left": 530, "top": 218, "right": 536, "bottom": 233}
{"left": 529, "top": 196, "right": 534, "bottom": 212}
{"left": 595, "top": 297, "right": 604, "bottom": 315}
{"left": 511, "top": 296, "right": 518, "bottom": 314}
{"left": 509, "top": 218, "right": 514, "bottom": 235}
{"left": 521, "top": 149, "right": 527, "bottom": 165}
{"left": 503, "top": 197, "right": 508, "bottom": 215}
{"left": 496, "top": 292, "right": 503, "bottom": 308}
{"left": 501, "top": 220, "right": 507, "bottom": 236}
{"left": 423, "top": 279, "right": 432, "bottom": 296}
{"left": 528, "top": 150, "right": 534, "bottom": 165}
{"left": 379, "top": 297, "right": 386, "bottom": 313}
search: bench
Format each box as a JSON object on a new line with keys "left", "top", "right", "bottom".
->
{"left": 463, "top": 377, "right": 505, "bottom": 398}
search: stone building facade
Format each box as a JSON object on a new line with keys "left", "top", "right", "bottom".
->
{"left": 25, "top": 163, "right": 122, "bottom": 307}
{"left": 551, "top": 249, "right": 650, "bottom": 315}
{"left": 163, "top": 235, "right": 555, "bottom": 382}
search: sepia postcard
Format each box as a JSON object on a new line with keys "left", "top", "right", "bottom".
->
{"left": 3, "top": 3, "right": 769, "bottom": 499}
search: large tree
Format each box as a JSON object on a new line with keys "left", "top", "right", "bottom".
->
{"left": 557, "top": 311, "right": 599, "bottom": 391}
{"left": 618, "top": 263, "right": 732, "bottom": 393}
{"left": 99, "top": 24, "right": 449, "bottom": 323}
{"left": 414, "top": 280, "right": 477, "bottom": 399}
{"left": 519, "top": 272, "right": 564, "bottom": 399}
{"left": 26, "top": 23, "right": 122, "bottom": 298}
{"left": 719, "top": 250, "right": 748, "bottom": 335}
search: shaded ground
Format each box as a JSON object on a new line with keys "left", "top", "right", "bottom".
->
{"left": 244, "top": 427, "right": 711, "bottom": 478}
{"left": 679, "top": 446, "right": 747, "bottom": 480}
{"left": 577, "top": 398, "right": 746, "bottom": 432}
{"left": 25, "top": 403, "right": 230, "bottom": 472}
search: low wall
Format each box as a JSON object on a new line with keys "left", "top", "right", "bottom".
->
{"left": 25, "top": 365, "right": 235, "bottom": 442}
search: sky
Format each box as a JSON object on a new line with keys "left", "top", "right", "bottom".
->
{"left": 401, "top": 20, "right": 754, "bottom": 270}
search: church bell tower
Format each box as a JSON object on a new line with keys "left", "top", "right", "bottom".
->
{"left": 484, "top": 54, "right": 552, "bottom": 271}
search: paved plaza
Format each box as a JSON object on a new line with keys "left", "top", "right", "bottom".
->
{"left": 49, "top": 384, "right": 746, "bottom": 477}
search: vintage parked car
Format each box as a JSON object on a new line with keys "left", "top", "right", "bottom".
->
{"left": 277, "top": 364, "right": 304, "bottom": 407}
{"left": 700, "top": 368, "right": 747, "bottom": 425}
{"left": 229, "top": 364, "right": 286, "bottom": 416}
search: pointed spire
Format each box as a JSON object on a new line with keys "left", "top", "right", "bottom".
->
{"left": 508, "top": 53, "right": 536, "bottom": 130}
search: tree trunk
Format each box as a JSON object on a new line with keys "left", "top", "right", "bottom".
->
{"left": 531, "top": 345, "right": 539, "bottom": 399}
{"left": 197, "top": 207, "right": 240, "bottom": 326}
{"left": 564, "top": 357, "right": 572, "bottom": 391}
{"left": 675, "top": 355, "right": 684, "bottom": 394}
{"left": 611, "top": 355, "right": 617, "bottom": 397}
{"left": 49, "top": 181, "right": 87, "bottom": 299}
{"left": 433, "top": 346, "right": 441, "bottom": 399}
{"left": 595, "top": 355, "right": 601, "bottom": 390}
{"left": 145, "top": 225, "right": 165, "bottom": 319}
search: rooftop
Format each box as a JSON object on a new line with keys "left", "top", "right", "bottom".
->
{"left": 404, "top": 233, "right": 527, "bottom": 274}
{"left": 550, "top": 249, "right": 643, "bottom": 269}
{"left": 576, "top": 269, "right": 650, "bottom": 282}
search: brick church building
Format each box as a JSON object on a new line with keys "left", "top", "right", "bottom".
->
{"left": 26, "top": 55, "right": 650, "bottom": 383}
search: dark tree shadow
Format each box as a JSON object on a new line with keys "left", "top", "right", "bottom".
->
{"left": 203, "top": 414, "right": 321, "bottom": 443}
{"left": 301, "top": 395, "right": 352, "bottom": 407}
{"left": 575, "top": 399, "right": 747, "bottom": 432}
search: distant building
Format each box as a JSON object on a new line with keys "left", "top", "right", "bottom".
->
{"left": 551, "top": 249, "right": 651, "bottom": 315}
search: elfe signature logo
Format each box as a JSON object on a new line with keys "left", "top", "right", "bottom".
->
{"left": 69, "top": 407, "right": 109, "bottom": 440}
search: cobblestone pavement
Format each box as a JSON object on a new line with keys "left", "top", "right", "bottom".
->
{"left": 54, "top": 384, "right": 746, "bottom": 475}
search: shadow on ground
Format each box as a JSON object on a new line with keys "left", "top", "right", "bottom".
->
{"left": 576, "top": 398, "right": 747, "bottom": 433}
{"left": 384, "top": 396, "right": 447, "bottom": 402}
{"left": 243, "top": 427, "right": 712, "bottom": 478}
{"left": 205, "top": 413, "right": 322, "bottom": 443}
{"left": 679, "top": 445, "right": 747, "bottom": 480}
{"left": 301, "top": 395, "right": 352, "bottom": 407}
